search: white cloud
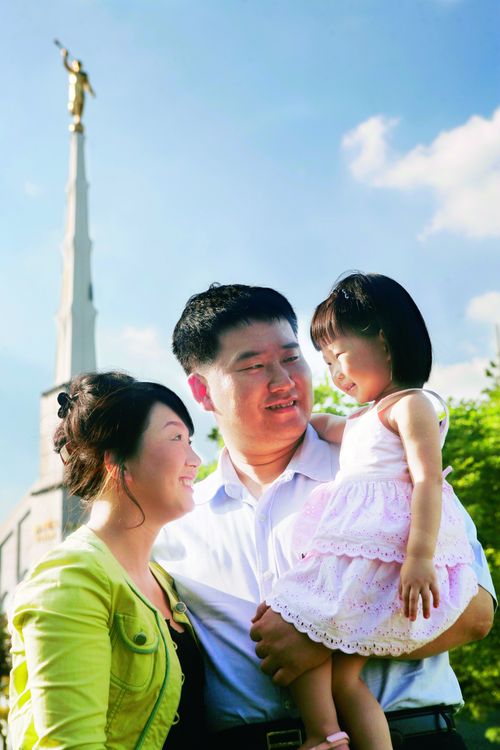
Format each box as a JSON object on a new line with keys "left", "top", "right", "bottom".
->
{"left": 427, "top": 358, "right": 490, "bottom": 401}
{"left": 342, "top": 108, "right": 500, "bottom": 238}
{"left": 98, "top": 325, "right": 185, "bottom": 389}
{"left": 341, "top": 116, "right": 399, "bottom": 182}
{"left": 466, "top": 291, "right": 500, "bottom": 324}
{"left": 24, "top": 181, "right": 43, "bottom": 198}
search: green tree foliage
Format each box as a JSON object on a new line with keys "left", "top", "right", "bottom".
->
{"left": 0, "top": 615, "right": 10, "bottom": 680}
{"left": 442, "top": 362, "right": 500, "bottom": 726}
{"left": 312, "top": 375, "right": 356, "bottom": 417}
{"left": 196, "top": 427, "right": 222, "bottom": 481}
{"left": 0, "top": 613, "right": 11, "bottom": 729}
{"left": 442, "top": 361, "right": 500, "bottom": 552}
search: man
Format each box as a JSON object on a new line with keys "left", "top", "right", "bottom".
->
{"left": 154, "top": 283, "right": 495, "bottom": 750}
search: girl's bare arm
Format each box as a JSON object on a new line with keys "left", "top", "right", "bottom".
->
{"left": 310, "top": 413, "right": 346, "bottom": 444}
{"left": 388, "top": 392, "right": 443, "bottom": 620}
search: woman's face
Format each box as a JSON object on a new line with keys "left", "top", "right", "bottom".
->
{"left": 124, "top": 402, "right": 200, "bottom": 524}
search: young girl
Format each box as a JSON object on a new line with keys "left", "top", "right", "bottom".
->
{"left": 265, "top": 272, "right": 478, "bottom": 750}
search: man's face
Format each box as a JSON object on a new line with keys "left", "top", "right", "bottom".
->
{"left": 199, "top": 319, "right": 313, "bottom": 453}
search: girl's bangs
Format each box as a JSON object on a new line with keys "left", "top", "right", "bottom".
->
{"left": 310, "top": 300, "right": 343, "bottom": 350}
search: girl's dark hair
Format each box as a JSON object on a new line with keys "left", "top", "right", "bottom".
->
{"left": 53, "top": 371, "right": 194, "bottom": 518}
{"left": 310, "top": 272, "right": 432, "bottom": 387}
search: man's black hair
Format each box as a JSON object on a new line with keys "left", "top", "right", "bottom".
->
{"left": 173, "top": 283, "right": 298, "bottom": 374}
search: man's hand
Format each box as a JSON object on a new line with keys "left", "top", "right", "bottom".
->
{"left": 249, "top": 604, "right": 331, "bottom": 686}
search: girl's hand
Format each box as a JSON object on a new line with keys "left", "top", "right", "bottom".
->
{"left": 399, "top": 556, "right": 440, "bottom": 620}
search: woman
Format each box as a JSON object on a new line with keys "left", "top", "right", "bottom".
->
{"left": 8, "top": 371, "right": 204, "bottom": 749}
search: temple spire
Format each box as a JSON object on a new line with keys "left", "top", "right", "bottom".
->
{"left": 0, "top": 49, "right": 98, "bottom": 608}
{"left": 54, "top": 130, "right": 96, "bottom": 385}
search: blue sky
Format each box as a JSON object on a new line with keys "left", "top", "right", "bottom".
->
{"left": 1, "top": 0, "right": 499, "bottom": 524}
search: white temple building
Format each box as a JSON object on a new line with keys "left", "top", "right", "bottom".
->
{"left": 0, "top": 129, "right": 96, "bottom": 610}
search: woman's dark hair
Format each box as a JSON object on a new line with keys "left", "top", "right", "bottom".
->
{"left": 53, "top": 371, "right": 194, "bottom": 518}
{"left": 310, "top": 272, "right": 432, "bottom": 387}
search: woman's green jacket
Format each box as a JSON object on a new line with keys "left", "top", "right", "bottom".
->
{"left": 8, "top": 525, "right": 196, "bottom": 749}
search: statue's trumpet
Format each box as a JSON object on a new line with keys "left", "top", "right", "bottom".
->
{"left": 53, "top": 39, "right": 68, "bottom": 53}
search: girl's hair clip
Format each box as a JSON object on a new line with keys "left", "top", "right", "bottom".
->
{"left": 341, "top": 287, "right": 350, "bottom": 300}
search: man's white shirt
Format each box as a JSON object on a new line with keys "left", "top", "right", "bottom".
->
{"left": 153, "top": 425, "right": 495, "bottom": 732}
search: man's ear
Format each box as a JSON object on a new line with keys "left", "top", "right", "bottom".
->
{"left": 187, "top": 373, "right": 215, "bottom": 412}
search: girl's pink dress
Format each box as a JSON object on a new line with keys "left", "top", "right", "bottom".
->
{"left": 266, "top": 390, "right": 478, "bottom": 656}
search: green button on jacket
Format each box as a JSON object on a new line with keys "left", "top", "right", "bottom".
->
{"left": 8, "top": 525, "right": 199, "bottom": 749}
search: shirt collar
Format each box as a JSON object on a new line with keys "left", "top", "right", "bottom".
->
{"left": 219, "top": 449, "right": 246, "bottom": 500}
{"left": 195, "top": 424, "right": 337, "bottom": 504}
{"left": 284, "top": 423, "right": 337, "bottom": 483}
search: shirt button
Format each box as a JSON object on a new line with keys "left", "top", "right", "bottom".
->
{"left": 175, "top": 602, "right": 187, "bottom": 614}
{"left": 284, "top": 700, "right": 292, "bottom": 710}
{"left": 133, "top": 632, "right": 147, "bottom": 646}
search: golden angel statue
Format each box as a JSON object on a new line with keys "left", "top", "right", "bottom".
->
{"left": 55, "top": 40, "right": 95, "bottom": 131}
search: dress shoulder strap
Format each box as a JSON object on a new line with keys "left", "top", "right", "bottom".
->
{"left": 375, "top": 388, "right": 421, "bottom": 412}
{"left": 375, "top": 388, "right": 450, "bottom": 445}
{"left": 422, "top": 389, "right": 450, "bottom": 445}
